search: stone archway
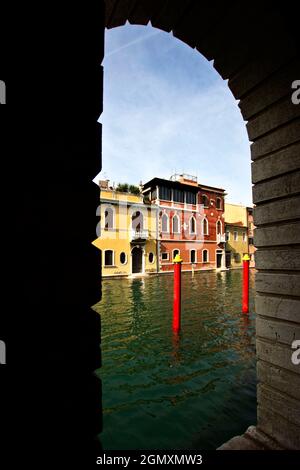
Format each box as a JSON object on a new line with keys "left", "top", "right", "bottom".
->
{"left": 13, "top": 1, "right": 299, "bottom": 460}
{"left": 103, "top": 0, "right": 300, "bottom": 449}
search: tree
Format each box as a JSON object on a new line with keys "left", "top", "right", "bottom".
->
{"left": 116, "top": 183, "right": 129, "bottom": 193}
{"left": 116, "top": 183, "right": 140, "bottom": 194}
{"left": 129, "top": 184, "right": 140, "bottom": 195}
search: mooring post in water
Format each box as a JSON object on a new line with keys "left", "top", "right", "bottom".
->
{"left": 173, "top": 254, "right": 182, "bottom": 333}
{"left": 242, "top": 254, "right": 250, "bottom": 313}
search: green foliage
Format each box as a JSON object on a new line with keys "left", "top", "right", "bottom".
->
{"left": 116, "top": 183, "right": 129, "bottom": 193}
{"left": 116, "top": 183, "right": 140, "bottom": 195}
{"left": 129, "top": 184, "right": 140, "bottom": 195}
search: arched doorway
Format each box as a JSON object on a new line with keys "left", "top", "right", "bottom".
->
{"left": 131, "top": 246, "right": 143, "bottom": 274}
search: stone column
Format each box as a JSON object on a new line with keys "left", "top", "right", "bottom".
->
{"left": 230, "top": 41, "right": 300, "bottom": 449}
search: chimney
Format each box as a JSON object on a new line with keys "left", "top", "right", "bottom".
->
{"left": 99, "top": 179, "right": 109, "bottom": 190}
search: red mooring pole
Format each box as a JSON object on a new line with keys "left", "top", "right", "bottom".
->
{"left": 173, "top": 254, "right": 182, "bottom": 333}
{"left": 242, "top": 254, "right": 250, "bottom": 313}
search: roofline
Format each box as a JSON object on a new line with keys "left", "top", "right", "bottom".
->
{"left": 142, "top": 177, "right": 225, "bottom": 193}
{"left": 142, "top": 177, "right": 199, "bottom": 192}
{"left": 198, "top": 184, "right": 226, "bottom": 193}
{"left": 225, "top": 202, "right": 248, "bottom": 208}
{"left": 101, "top": 188, "right": 141, "bottom": 197}
{"left": 225, "top": 222, "right": 248, "bottom": 228}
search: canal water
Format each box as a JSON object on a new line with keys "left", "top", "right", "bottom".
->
{"left": 94, "top": 269, "right": 256, "bottom": 450}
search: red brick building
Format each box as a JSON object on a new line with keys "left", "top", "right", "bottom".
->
{"left": 142, "top": 174, "right": 226, "bottom": 273}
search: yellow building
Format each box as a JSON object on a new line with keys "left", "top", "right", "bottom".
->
{"left": 93, "top": 182, "right": 158, "bottom": 278}
{"left": 224, "top": 203, "right": 249, "bottom": 268}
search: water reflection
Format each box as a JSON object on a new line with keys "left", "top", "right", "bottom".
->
{"left": 94, "top": 269, "right": 256, "bottom": 450}
{"left": 171, "top": 332, "right": 182, "bottom": 367}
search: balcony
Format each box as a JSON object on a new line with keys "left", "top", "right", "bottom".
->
{"left": 217, "top": 233, "right": 226, "bottom": 244}
{"left": 131, "top": 229, "right": 149, "bottom": 241}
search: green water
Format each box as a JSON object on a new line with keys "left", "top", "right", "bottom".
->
{"left": 94, "top": 269, "right": 256, "bottom": 450}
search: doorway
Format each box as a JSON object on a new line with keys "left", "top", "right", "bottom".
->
{"left": 226, "top": 252, "right": 231, "bottom": 268}
{"left": 132, "top": 246, "right": 143, "bottom": 274}
{"left": 216, "top": 250, "right": 223, "bottom": 268}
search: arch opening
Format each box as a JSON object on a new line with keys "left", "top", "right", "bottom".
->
{"left": 93, "top": 0, "right": 295, "bottom": 452}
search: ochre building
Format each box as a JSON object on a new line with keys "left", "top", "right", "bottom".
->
{"left": 225, "top": 203, "right": 249, "bottom": 268}
{"left": 94, "top": 181, "right": 158, "bottom": 278}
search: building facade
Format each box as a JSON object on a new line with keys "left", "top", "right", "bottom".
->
{"left": 224, "top": 203, "right": 249, "bottom": 268}
{"left": 142, "top": 174, "right": 226, "bottom": 273}
{"left": 93, "top": 182, "right": 158, "bottom": 277}
{"left": 225, "top": 223, "right": 249, "bottom": 268}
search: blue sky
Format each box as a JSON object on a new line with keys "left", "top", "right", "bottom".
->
{"left": 96, "top": 24, "right": 252, "bottom": 206}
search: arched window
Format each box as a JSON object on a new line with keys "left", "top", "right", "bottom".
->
{"left": 202, "top": 249, "right": 209, "bottom": 263}
{"left": 104, "top": 250, "right": 114, "bottom": 266}
{"left": 202, "top": 195, "right": 209, "bottom": 207}
{"left": 216, "top": 220, "right": 222, "bottom": 235}
{"left": 104, "top": 207, "right": 114, "bottom": 230}
{"left": 161, "top": 213, "right": 169, "bottom": 232}
{"left": 216, "top": 197, "right": 222, "bottom": 210}
{"left": 172, "top": 214, "right": 180, "bottom": 233}
{"left": 132, "top": 210, "right": 143, "bottom": 232}
{"left": 149, "top": 252, "right": 154, "bottom": 263}
{"left": 203, "top": 218, "right": 209, "bottom": 235}
{"left": 173, "top": 249, "right": 180, "bottom": 259}
{"left": 190, "top": 216, "right": 196, "bottom": 234}
{"left": 190, "top": 249, "right": 196, "bottom": 263}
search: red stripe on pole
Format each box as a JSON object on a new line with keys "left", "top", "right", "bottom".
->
{"left": 242, "top": 255, "right": 250, "bottom": 314}
{"left": 173, "top": 258, "right": 182, "bottom": 333}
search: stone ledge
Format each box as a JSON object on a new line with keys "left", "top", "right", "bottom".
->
{"left": 217, "top": 426, "right": 284, "bottom": 450}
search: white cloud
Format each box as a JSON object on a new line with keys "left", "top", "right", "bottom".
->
{"left": 94, "top": 24, "right": 252, "bottom": 206}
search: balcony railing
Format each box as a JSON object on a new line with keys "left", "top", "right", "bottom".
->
{"left": 217, "top": 233, "right": 226, "bottom": 243}
{"left": 131, "top": 229, "right": 149, "bottom": 241}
